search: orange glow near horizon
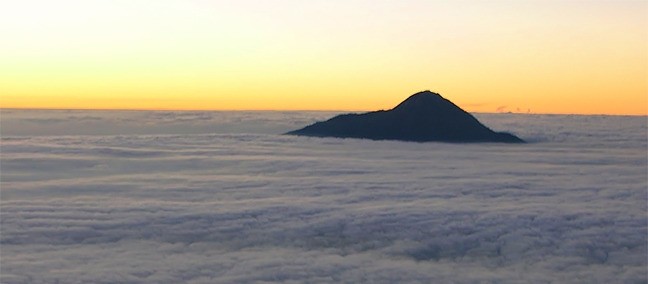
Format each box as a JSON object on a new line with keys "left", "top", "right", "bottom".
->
{"left": 0, "top": 1, "right": 646, "bottom": 115}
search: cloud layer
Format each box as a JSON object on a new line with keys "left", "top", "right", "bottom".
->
{"left": 1, "top": 111, "right": 646, "bottom": 283}
{"left": 1, "top": 109, "right": 339, "bottom": 136}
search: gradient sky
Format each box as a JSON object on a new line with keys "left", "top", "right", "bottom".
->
{"left": 1, "top": 0, "right": 646, "bottom": 114}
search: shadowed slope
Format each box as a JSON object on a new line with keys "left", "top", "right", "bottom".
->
{"left": 286, "top": 91, "right": 524, "bottom": 143}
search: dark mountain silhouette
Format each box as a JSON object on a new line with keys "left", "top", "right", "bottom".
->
{"left": 286, "top": 90, "right": 524, "bottom": 143}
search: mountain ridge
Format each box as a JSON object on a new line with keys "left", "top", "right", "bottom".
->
{"left": 286, "top": 91, "right": 524, "bottom": 143}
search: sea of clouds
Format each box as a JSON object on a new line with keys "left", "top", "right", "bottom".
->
{"left": 1, "top": 110, "right": 646, "bottom": 283}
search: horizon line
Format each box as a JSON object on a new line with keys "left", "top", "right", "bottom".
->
{"left": 1, "top": 107, "right": 645, "bottom": 117}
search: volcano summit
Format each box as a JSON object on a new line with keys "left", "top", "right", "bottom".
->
{"left": 286, "top": 91, "right": 524, "bottom": 143}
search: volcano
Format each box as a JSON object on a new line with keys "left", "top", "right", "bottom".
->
{"left": 286, "top": 90, "right": 524, "bottom": 143}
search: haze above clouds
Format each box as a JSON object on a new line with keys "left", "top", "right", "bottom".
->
{"left": 1, "top": 111, "right": 646, "bottom": 283}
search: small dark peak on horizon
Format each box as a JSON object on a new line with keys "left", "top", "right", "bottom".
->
{"left": 413, "top": 90, "right": 440, "bottom": 96}
{"left": 286, "top": 90, "right": 525, "bottom": 143}
{"left": 403, "top": 90, "right": 443, "bottom": 102}
{"left": 393, "top": 90, "right": 451, "bottom": 112}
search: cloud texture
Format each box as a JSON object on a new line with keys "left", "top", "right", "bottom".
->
{"left": 1, "top": 111, "right": 646, "bottom": 283}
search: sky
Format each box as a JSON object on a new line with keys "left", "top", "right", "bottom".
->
{"left": 0, "top": 0, "right": 646, "bottom": 115}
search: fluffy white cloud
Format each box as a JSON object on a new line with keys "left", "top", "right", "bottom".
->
{"left": 1, "top": 111, "right": 646, "bottom": 283}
